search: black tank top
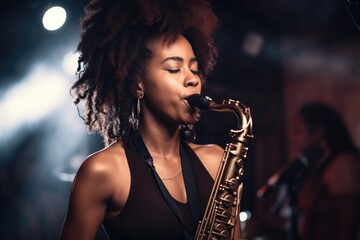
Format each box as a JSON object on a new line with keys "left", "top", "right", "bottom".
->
{"left": 103, "top": 142, "right": 214, "bottom": 240}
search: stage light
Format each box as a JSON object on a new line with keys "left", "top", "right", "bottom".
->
{"left": 242, "top": 32, "right": 264, "bottom": 57}
{"left": 0, "top": 64, "right": 69, "bottom": 141}
{"left": 42, "top": 6, "right": 67, "bottom": 31}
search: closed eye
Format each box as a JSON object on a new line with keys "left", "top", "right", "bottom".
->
{"left": 166, "top": 69, "right": 180, "bottom": 73}
{"left": 191, "top": 70, "right": 199, "bottom": 75}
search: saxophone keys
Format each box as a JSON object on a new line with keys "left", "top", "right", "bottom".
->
{"left": 225, "top": 178, "right": 238, "bottom": 189}
{"left": 213, "top": 223, "right": 231, "bottom": 240}
{"left": 220, "top": 194, "right": 234, "bottom": 208}
{"left": 215, "top": 206, "right": 230, "bottom": 215}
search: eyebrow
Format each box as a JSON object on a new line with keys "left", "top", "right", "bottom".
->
{"left": 160, "top": 56, "right": 198, "bottom": 64}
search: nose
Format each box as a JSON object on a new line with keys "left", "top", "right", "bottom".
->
{"left": 184, "top": 70, "right": 200, "bottom": 88}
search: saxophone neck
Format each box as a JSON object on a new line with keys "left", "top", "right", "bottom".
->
{"left": 210, "top": 99, "right": 253, "bottom": 135}
{"left": 186, "top": 93, "right": 253, "bottom": 137}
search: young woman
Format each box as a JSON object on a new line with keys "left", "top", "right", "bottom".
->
{"left": 60, "top": 0, "right": 241, "bottom": 239}
{"left": 293, "top": 103, "right": 360, "bottom": 240}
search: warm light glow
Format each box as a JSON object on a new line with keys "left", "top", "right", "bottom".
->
{"left": 42, "top": 6, "right": 67, "bottom": 31}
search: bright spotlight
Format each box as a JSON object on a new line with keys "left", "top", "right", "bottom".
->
{"left": 42, "top": 6, "right": 67, "bottom": 31}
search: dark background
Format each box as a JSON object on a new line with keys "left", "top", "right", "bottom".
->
{"left": 1, "top": 0, "right": 359, "bottom": 239}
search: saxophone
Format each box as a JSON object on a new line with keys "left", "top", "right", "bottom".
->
{"left": 187, "top": 94, "right": 253, "bottom": 240}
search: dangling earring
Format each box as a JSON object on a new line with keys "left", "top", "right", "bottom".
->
{"left": 180, "top": 124, "right": 196, "bottom": 142}
{"left": 129, "top": 95, "right": 141, "bottom": 131}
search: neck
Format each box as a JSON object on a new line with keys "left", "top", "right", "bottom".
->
{"left": 138, "top": 121, "right": 181, "bottom": 161}
{"left": 137, "top": 98, "right": 187, "bottom": 161}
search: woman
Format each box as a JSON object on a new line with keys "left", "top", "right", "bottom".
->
{"left": 293, "top": 102, "right": 360, "bottom": 240}
{"left": 60, "top": 0, "right": 241, "bottom": 239}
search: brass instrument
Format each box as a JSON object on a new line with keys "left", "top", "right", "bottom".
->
{"left": 187, "top": 94, "right": 253, "bottom": 240}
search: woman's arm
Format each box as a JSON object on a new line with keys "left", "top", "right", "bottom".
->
{"left": 60, "top": 153, "right": 116, "bottom": 240}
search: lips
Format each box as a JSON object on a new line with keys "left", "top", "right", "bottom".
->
{"left": 183, "top": 98, "right": 198, "bottom": 114}
{"left": 183, "top": 99, "right": 190, "bottom": 108}
{"left": 183, "top": 93, "right": 200, "bottom": 101}
{"left": 183, "top": 93, "right": 199, "bottom": 109}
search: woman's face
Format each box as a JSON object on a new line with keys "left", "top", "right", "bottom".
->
{"left": 292, "top": 114, "right": 323, "bottom": 153}
{"left": 138, "top": 34, "right": 201, "bottom": 125}
{"left": 292, "top": 115, "right": 311, "bottom": 152}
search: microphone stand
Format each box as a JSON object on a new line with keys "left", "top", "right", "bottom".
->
{"left": 286, "top": 167, "right": 309, "bottom": 240}
{"left": 257, "top": 143, "right": 323, "bottom": 240}
{"left": 287, "top": 179, "right": 300, "bottom": 240}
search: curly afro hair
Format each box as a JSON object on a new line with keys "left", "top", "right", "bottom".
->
{"left": 72, "top": 0, "right": 218, "bottom": 146}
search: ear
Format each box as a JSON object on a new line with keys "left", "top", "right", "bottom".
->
{"left": 134, "top": 80, "right": 144, "bottom": 99}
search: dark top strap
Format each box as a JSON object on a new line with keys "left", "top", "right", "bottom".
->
{"left": 180, "top": 142, "right": 201, "bottom": 225}
{"left": 134, "top": 134, "right": 200, "bottom": 240}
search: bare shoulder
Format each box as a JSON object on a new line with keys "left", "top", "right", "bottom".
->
{"left": 188, "top": 142, "right": 224, "bottom": 157}
{"left": 60, "top": 141, "right": 129, "bottom": 240}
{"left": 188, "top": 142, "right": 224, "bottom": 179}
{"left": 77, "top": 141, "right": 126, "bottom": 180}
{"left": 323, "top": 151, "right": 360, "bottom": 195}
{"left": 73, "top": 140, "right": 129, "bottom": 200}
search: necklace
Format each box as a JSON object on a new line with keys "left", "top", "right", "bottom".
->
{"left": 160, "top": 167, "right": 182, "bottom": 180}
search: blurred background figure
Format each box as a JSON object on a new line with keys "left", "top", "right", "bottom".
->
{"left": 253, "top": 102, "right": 360, "bottom": 240}
{"left": 295, "top": 102, "right": 360, "bottom": 240}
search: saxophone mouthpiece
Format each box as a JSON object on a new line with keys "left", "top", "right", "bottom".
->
{"left": 186, "top": 94, "right": 214, "bottom": 110}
